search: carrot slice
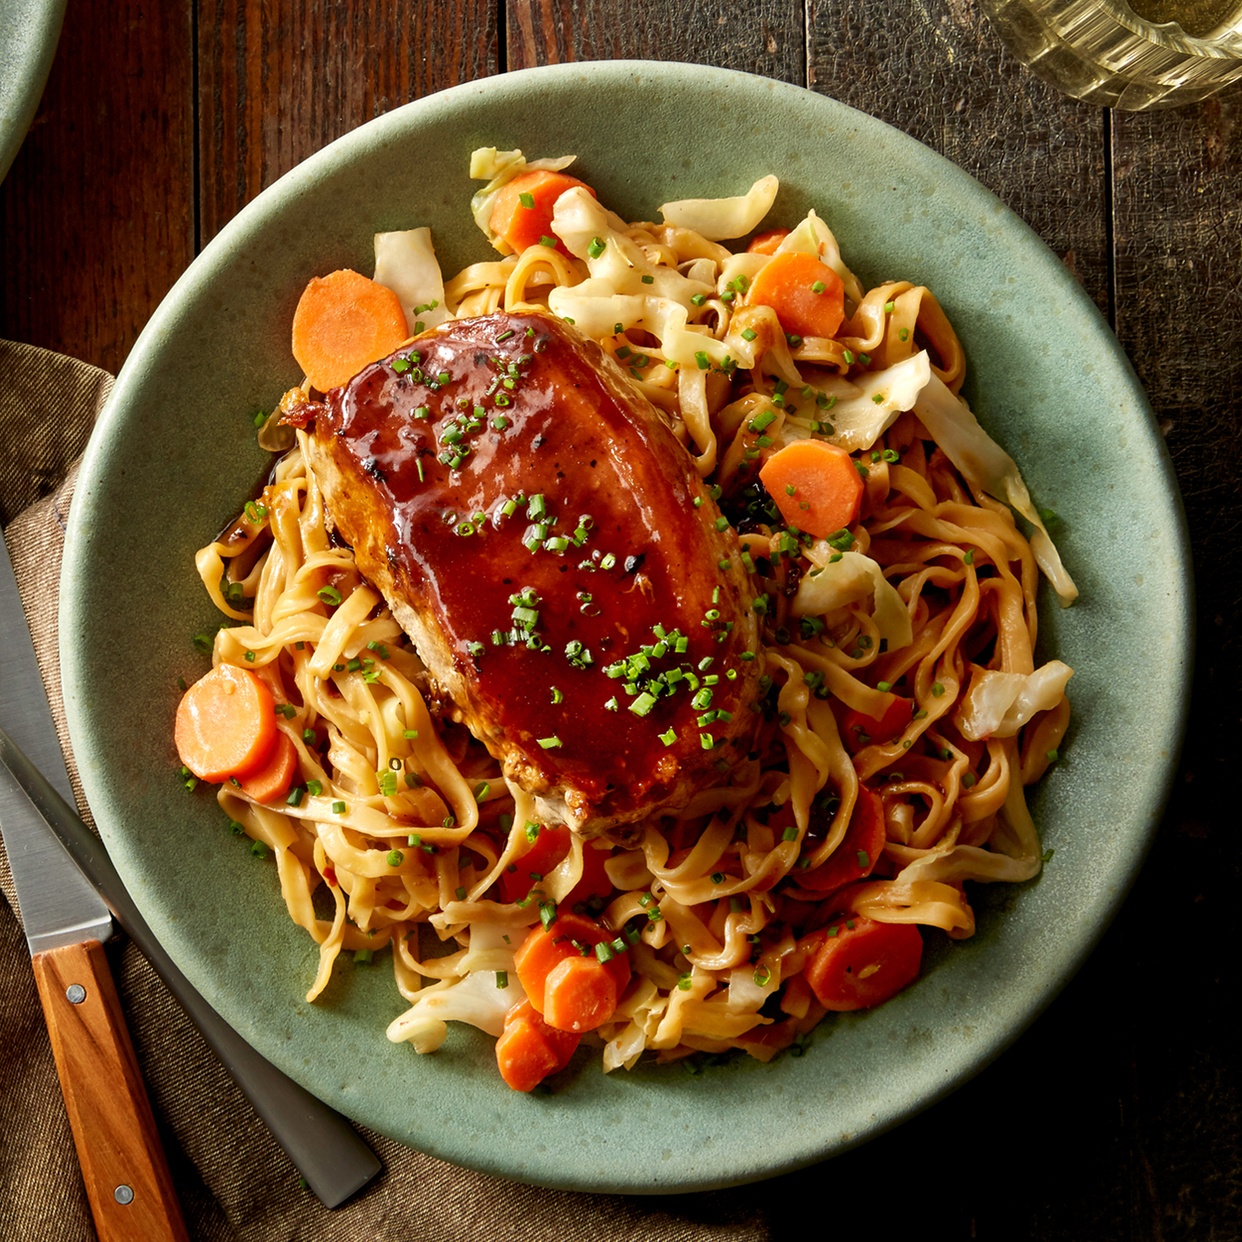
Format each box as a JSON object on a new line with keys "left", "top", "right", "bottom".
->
{"left": 513, "top": 912, "right": 631, "bottom": 1025}
{"left": 291, "top": 268, "right": 409, "bottom": 393}
{"left": 758, "top": 440, "right": 864, "bottom": 538}
{"left": 236, "top": 730, "right": 298, "bottom": 804}
{"left": 796, "top": 787, "right": 888, "bottom": 895}
{"left": 746, "top": 227, "right": 790, "bottom": 256}
{"left": 175, "top": 663, "right": 277, "bottom": 783}
{"left": 495, "top": 1000, "right": 581, "bottom": 1092}
{"left": 746, "top": 250, "right": 845, "bottom": 340}
{"left": 488, "top": 169, "right": 596, "bottom": 257}
{"left": 841, "top": 695, "right": 914, "bottom": 752}
{"left": 542, "top": 954, "right": 620, "bottom": 1034}
{"left": 804, "top": 917, "right": 923, "bottom": 1012}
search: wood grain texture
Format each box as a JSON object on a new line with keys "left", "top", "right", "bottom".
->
{"left": 197, "top": 0, "right": 501, "bottom": 244}
{"left": 504, "top": 0, "right": 806, "bottom": 81}
{"left": 0, "top": 1, "right": 194, "bottom": 375}
{"left": 31, "top": 939, "right": 188, "bottom": 1242}
{"left": 807, "top": 0, "right": 1110, "bottom": 315}
{"left": 1108, "top": 95, "right": 1242, "bottom": 1242}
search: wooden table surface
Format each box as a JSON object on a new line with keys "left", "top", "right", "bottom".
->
{"left": 2, "top": 3, "right": 1237, "bottom": 1238}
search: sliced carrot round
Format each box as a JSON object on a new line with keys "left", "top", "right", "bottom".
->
{"left": 236, "top": 730, "right": 298, "bottom": 804}
{"left": 495, "top": 999, "right": 581, "bottom": 1092}
{"left": 498, "top": 824, "right": 614, "bottom": 908}
{"left": 488, "top": 169, "right": 596, "bottom": 257}
{"left": 746, "top": 227, "right": 790, "bottom": 256}
{"left": 291, "top": 268, "right": 409, "bottom": 393}
{"left": 542, "top": 954, "right": 620, "bottom": 1034}
{"left": 175, "top": 663, "right": 277, "bottom": 783}
{"left": 498, "top": 823, "right": 571, "bottom": 903}
{"left": 796, "top": 787, "right": 888, "bottom": 895}
{"left": 758, "top": 439, "right": 864, "bottom": 538}
{"left": 513, "top": 911, "right": 630, "bottom": 1023}
{"left": 746, "top": 250, "right": 845, "bottom": 340}
{"left": 841, "top": 695, "right": 915, "bottom": 753}
{"left": 804, "top": 917, "right": 923, "bottom": 1012}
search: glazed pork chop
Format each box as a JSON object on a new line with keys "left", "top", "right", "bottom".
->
{"left": 285, "top": 311, "right": 763, "bottom": 835}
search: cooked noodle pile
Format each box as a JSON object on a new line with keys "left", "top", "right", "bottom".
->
{"left": 191, "top": 154, "right": 1075, "bottom": 1078}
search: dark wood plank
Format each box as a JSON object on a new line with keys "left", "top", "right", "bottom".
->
{"left": 808, "top": 0, "right": 1110, "bottom": 316}
{"left": 0, "top": 2, "right": 195, "bottom": 376}
{"left": 197, "top": 0, "right": 501, "bottom": 245}
{"left": 1110, "top": 96, "right": 1242, "bottom": 1242}
{"left": 505, "top": 0, "right": 806, "bottom": 81}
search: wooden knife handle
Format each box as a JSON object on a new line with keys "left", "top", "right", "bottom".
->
{"left": 31, "top": 939, "right": 189, "bottom": 1242}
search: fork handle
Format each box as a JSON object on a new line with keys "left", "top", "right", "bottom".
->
{"left": 32, "top": 939, "right": 189, "bottom": 1242}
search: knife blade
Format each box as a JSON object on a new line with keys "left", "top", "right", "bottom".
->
{"left": 0, "top": 532, "right": 189, "bottom": 1242}
{"left": 0, "top": 531, "right": 382, "bottom": 1210}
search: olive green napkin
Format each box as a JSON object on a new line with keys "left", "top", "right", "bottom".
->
{"left": 0, "top": 340, "right": 770, "bottom": 1241}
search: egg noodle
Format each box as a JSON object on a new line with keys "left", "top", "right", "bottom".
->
{"left": 191, "top": 150, "right": 1076, "bottom": 1082}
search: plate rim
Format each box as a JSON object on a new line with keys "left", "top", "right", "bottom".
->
{"left": 0, "top": 0, "right": 66, "bottom": 183}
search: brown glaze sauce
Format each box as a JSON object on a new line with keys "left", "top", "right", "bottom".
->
{"left": 294, "top": 312, "right": 762, "bottom": 819}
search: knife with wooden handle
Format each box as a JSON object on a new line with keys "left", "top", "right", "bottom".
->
{"left": 0, "top": 537, "right": 189, "bottom": 1239}
{"left": 30, "top": 939, "right": 189, "bottom": 1242}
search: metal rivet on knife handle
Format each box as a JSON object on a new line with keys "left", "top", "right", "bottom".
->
{"left": 66, "top": 984, "right": 87, "bottom": 1004}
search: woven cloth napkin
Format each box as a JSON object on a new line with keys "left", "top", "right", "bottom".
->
{"left": 0, "top": 340, "right": 773, "bottom": 1241}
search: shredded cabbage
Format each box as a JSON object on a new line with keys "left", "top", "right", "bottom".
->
{"left": 385, "top": 967, "right": 524, "bottom": 1053}
{"left": 775, "top": 352, "right": 932, "bottom": 454}
{"left": 658, "top": 175, "right": 779, "bottom": 241}
{"left": 372, "top": 227, "right": 451, "bottom": 333}
{"left": 956, "top": 661, "right": 1074, "bottom": 740}
{"left": 913, "top": 375, "right": 1078, "bottom": 606}
{"left": 548, "top": 188, "right": 727, "bottom": 376}
{"left": 792, "top": 549, "right": 913, "bottom": 652}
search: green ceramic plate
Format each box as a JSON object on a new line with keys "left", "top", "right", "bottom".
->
{"left": 0, "top": 0, "right": 64, "bottom": 183}
{"left": 61, "top": 62, "right": 1190, "bottom": 1193}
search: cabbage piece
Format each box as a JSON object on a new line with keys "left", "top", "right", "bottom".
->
{"left": 551, "top": 188, "right": 700, "bottom": 298}
{"left": 774, "top": 210, "right": 865, "bottom": 305}
{"left": 372, "top": 227, "right": 451, "bottom": 333}
{"left": 774, "top": 351, "right": 932, "bottom": 454}
{"left": 468, "top": 146, "right": 579, "bottom": 252}
{"left": 913, "top": 375, "right": 1078, "bottom": 606}
{"left": 548, "top": 188, "right": 724, "bottom": 369}
{"left": 792, "top": 549, "right": 913, "bottom": 652}
{"left": 717, "top": 251, "right": 769, "bottom": 294}
{"left": 956, "top": 660, "right": 1074, "bottom": 740}
{"left": 658, "top": 175, "right": 779, "bottom": 240}
{"left": 385, "top": 968, "right": 525, "bottom": 1054}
